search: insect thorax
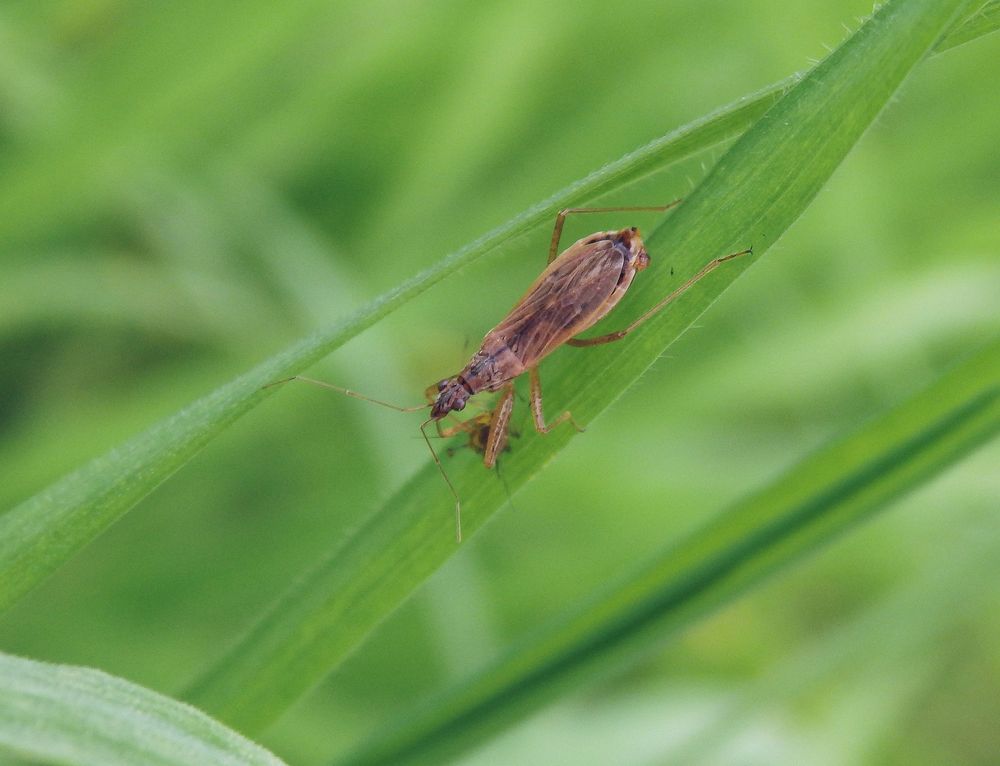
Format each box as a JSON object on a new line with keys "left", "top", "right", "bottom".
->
{"left": 461, "top": 342, "right": 524, "bottom": 394}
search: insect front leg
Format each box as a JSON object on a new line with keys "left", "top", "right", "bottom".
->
{"left": 528, "top": 367, "right": 584, "bottom": 435}
{"left": 437, "top": 413, "right": 478, "bottom": 440}
{"left": 439, "top": 387, "right": 515, "bottom": 465}
{"left": 547, "top": 201, "right": 682, "bottom": 264}
{"left": 439, "top": 413, "right": 490, "bottom": 457}
{"left": 566, "top": 246, "right": 754, "bottom": 347}
{"left": 482, "top": 384, "right": 515, "bottom": 469}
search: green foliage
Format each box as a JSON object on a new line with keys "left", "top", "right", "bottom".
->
{"left": 184, "top": 0, "right": 986, "bottom": 732}
{"left": 0, "top": 1, "right": 997, "bottom": 765}
{"left": 0, "top": 652, "right": 286, "bottom": 766}
{"left": 334, "top": 340, "right": 999, "bottom": 766}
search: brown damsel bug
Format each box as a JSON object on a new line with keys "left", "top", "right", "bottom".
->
{"left": 268, "top": 202, "right": 752, "bottom": 541}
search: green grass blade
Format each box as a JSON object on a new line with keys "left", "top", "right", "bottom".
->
{"left": 0, "top": 652, "right": 286, "bottom": 766}
{"left": 183, "top": 0, "right": 978, "bottom": 733}
{"left": 669, "top": 513, "right": 1000, "bottom": 764}
{"left": 937, "top": 0, "right": 1000, "bottom": 50}
{"left": 0, "top": 0, "right": 991, "bottom": 617}
{"left": 333, "top": 341, "right": 999, "bottom": 766}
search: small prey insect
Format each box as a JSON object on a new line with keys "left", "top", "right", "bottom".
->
{"left": 268, "top": 202, "right": 752, "bottom": 541}
{"left": 442, "top": 406, "right": 516, "bottom": 461}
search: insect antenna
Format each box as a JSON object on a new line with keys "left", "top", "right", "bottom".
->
{"left": 420, "top": 418, "right": 463, "bottom": 543}
{"left": 263, "top": 375, "right": 428, "bottom": 413}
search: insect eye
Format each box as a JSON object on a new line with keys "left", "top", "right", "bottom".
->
{"left": 437, "top": 379, "right": 449, "bottom": 391}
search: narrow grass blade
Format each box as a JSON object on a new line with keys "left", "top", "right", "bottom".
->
{"left": 184, "top": 0, "right": 979, "bottom": 733}
{"left": 936, "top": 0, "right": 1000, "bottom": 50}
{"left": 333, "top": 341, "right": 999, "bottom": 766}
{"left": 0, "top": 652, "right": 286, "bottom": 766}
{"left": 668, "top": 510, "right": 1000, "bottom": 764}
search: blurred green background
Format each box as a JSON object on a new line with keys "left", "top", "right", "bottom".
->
{"left": 1, "top": 1, "right": 997, "bottom": 764}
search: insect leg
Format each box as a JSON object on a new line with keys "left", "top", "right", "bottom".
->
{"left": 482, "top": 383, "right": 515, "bottom": 469}
{"left": 528, "top": 367, "right": 584, "bottom": 435}
{"left": 548, "top": 201, "right": 682, "bottom": 263}
{"left": 437, "top": 417, "right": 477, "bottom": 439}
{"left": 263, "top": 376, "right": 427, "bottom": 412}
{"left": 566, "top": 246, "right": 753, "bottom": 347}
{"left": 439, "top": 414, "right": 486, "bottom": 457}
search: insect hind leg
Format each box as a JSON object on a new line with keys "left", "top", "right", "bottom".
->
{"left": 566, "top": 245, "right": 754, "bottom": 347}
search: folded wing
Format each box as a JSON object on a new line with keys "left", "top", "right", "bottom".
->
{"left": 487, "top": 238, "right": 624, "bottom": 369}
